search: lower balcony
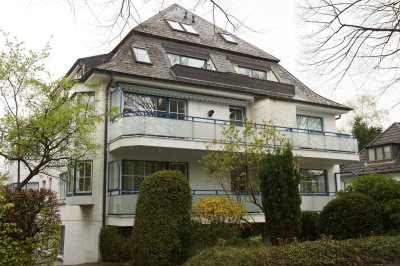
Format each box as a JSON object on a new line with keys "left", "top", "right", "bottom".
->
{"left": 108, "top": 114, "right": 357, "bottom": 154}
{"left": 107, "top": 189, "right": 336, "bottom": 216}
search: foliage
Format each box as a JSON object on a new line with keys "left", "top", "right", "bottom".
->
{"left": 0, "top": 33, "right": 102, "bottom": 188}
{"left": 185, "top": 235, "right": 400, "bottom": 266}
{"left": 318, "top": 193, "right": 383, "bottom": 239}
{"left": 351, "top": 116, "right": 383, "bottom": 151}
{"left": 132, "top": 170, "right": 192, "bottom": 266}
{"left": 0, "top": 187, "right": 61, "bottom": 265}
{"left": 99, "top": 226, "right": 131, "bottom": 262}
{"left": 340, "top": 174, "right": 400, "bottom": 231}
{"left": 192, "top": 197, "right": 246, "bottom": 224}
{"left": 201, "top": 121, "right": 287, "bottom": 209}
{"left": 0, "top": 190, "right": 27, "bottom": 265}
{"left": 300, "top": 211, "right": 319, "bottom": 241}
{"left": 259, "top": 143, "right": 302, "bottom": 245}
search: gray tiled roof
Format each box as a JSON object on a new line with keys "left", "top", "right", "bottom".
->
{"left": 341, "top": 122, "right": 400, "bottom": 176}
{"left": 74, "top": 4, "right": 351, "bottom": 111}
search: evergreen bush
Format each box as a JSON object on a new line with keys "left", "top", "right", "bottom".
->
{"left": 132, "top": 170, "right": 192, "bottom": 266}
{"left": 99, "top": 226, "right": 131, "bottom": 262}
{"left": 318, "top": 193, "right": 383, "bottom": 239}
{"left": 300, "top": 211, "right": 319, "bottom": 241}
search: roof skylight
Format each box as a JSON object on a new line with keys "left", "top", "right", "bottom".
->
{"left": 220, "top": 33, "right": 237, "bottom": 43}
{"left": 166, "top": 19, "right": 198, "bottom": 35}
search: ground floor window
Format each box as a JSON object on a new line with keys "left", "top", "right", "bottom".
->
{"left": 120, "top": 160, "right": 188, "bottom": 191}
{"left": 58, "top": 225, "right": 65, "bottom": 256}
{"left": 299, "top": 169, "right": 327, "bottom": 193}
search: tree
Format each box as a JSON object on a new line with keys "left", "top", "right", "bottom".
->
{"left": 259, "top": 143, "right": 302, "bottom": 245}
{"left": 132, "top": 170, "right": 192, "bottom": 266}
{"left": 301, "top": 0, "right": 400, "bottom": 96}
{"left": 0, "top": 187, "right": 61, "bottom": 265}
{"left": 200, "top": 122, "right": 287, "bottom": 210}
{"left": 351, "top": 116, "right": 382, "bottom": 151}
{"left": 340, "top": 173, "right": 400, "bottom": 231}
{"left": 0, "top": 33, "right": 102, "bottom": 188}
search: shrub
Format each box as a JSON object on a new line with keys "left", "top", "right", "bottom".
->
{"left": 260, "top": 143, "right": 302, "bottom": 245}
{"left": 300, "top": 211, "right": 319, "bottom": 241}
{"left": 192, "top": 197, "right": 246, "bottom": 224}
{"left": 184, "top": 235, "right": 400, "bottom": 266}
{"left": 132, "top": 170, "right": 192, "bottom": 266}
{"left": 1, "top": 187, "right": 61, "bottom": 265}
{"left": 340, "top": 173, "right": 400, "bottom": 231}
{"left": 318, "top": 193, "right": 383, "bottom": 239}
{"left": 99, "top": 226, "right": 131, "bottom": 262}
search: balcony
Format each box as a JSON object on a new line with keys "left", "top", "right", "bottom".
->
{"left": 108, "top": 113, "right": 358, "bottom": 154}
{"left": 107, "top": 190, "right": 336, "bottom": 215}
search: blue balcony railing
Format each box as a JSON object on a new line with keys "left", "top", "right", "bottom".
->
{"left": 108, "top": 111, "right": 358, "bottom": 153}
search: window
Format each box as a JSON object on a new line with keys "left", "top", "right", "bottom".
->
{"left": 166, "top": 20, "right": 198, "bottom": 34}
{"left": 58, "top": 225, "right": 65, "bottom": 256}
{"left": 121, "top": 160, "right": 188, "bottom": 191}
{"left": 297, "top": 115, "right": 323, "bottom": 131}
{"left": 76, "top": 161, "right": 92, "bottom": 193}
{"left": 67, "top": 166, "right": 74, "bottom": 195}
{"left": 122, "top": 92, "right": 186, "bottom": 119}
{"left": 169, "top": 99, "right": 186, "bottom": 119}
{"left": 132, "top": 47, "right": 151, "bottom": 64}
{"left": 300, "top": 169, "right": 327, "bottom": 193}
{"left": 229, "top": 106, "right": 245, "bottom": 126}
{"left": 220, "top": 33, "right": 237, "bottom": 43}
{"left": 59, "top": 174, "right": 67, "bottom": 201}
{"left": 108, "top": 161, "right": 120, "bottom": 191}
{"left": 74, "top": 91, "right": 95, "bottom": 116}
{"left": 368, "top": 145, "right": 392, "bottom": 162}
{"left": 180, "top": 23, "right": 198, "bottom": 34}
{"left": 238, "top": 66, "right": 266, "bottom": 80}
{"left": 167, "top": 53, "right": 210, "bottom": 69}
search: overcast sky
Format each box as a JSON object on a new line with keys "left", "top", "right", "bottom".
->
{"left": 1, "top": 0, "right": 398, "bottom": 129}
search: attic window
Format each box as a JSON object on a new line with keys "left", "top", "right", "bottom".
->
{"left": 220, "top": 33, "right": 237, "bottom": 43}
{"left": 166, "top": 20, "right": 198, "bottom": 34}
{"left": 132, "top": 47, "right": 151, "bottom": 64}
{"left": 368, "top": 145, "right": 392, "bottom": 162}
{"left": 76, "top": 65, "right": 85, "bottom": 79}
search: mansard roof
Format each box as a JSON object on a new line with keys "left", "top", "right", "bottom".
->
{"left": 68, "top": 4, "right": 351, "bottom": 111}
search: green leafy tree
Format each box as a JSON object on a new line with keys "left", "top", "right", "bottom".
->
{"left": 340, "top": 174, "right": 400, "bottom": 231}
{"left": 351, "top": 116, "right": 382, "bottom": 151}
{"left": 0, "top": 33, "right": 102, "bottom": 188}
{"left": 132, "top": 170, "right": 192, "bottom": 266}
{"left": 259, "top": 143, "right": 302, "bottom": 245}
{"left": 201, "top": 122, "right": 287, "bottom": 209}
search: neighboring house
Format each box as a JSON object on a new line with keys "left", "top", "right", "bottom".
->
{"left": 56, "top": 4, "right": 358, "bottom": 264}
{"left": 341, "top": 122, "right": 400, "bottom": 185}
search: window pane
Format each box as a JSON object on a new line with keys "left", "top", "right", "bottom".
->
{"left": 376, "top": 147, "right": 383, "bottom": 160}
{"left": 169, "top": 163, "right": 187, "bottom": 176}
{"left": 170, "top": 99, "right": 177, "bottom": 113}
{"left": 368, "top": 149, "right": 375, "bottom": 161}
{"left": 300, "top": 169, "right": 327, "bottom": 193}
{"left": 167, "top": 53, "right": 180, "bottom": 66}
{"left": 221, "top": 33, "right": 237, "bottom": 43}
{"left": 186, "top": 57, "right": 206, "bottom": 68}
{"left": 252, "top": 69, "right": 266, "bottom": 80}
{"left": 134, "top": 161, "right": 145, "bottom": 176}
{"left": 181, "top": 23, "right": 197, "bottom": 34}
{"left": 167, "top": 20, "right": 184, "bottom": 31}
{"left": 238, "top": 66, "right": 251, "bottom": 77}
{"left": 108, "top": 161, "right": 120, "bottom": 190}
{"left": 157, "top": 97, "right": 167, "bottom": 112}
{"left": 384, "top": 146, "right": 391, "bottom": 159}
{"left": 308, "top": 117, "right": 323, "bottom": 131}
{"left": 76, "top": 161, "right": 92, "bottom": 193}
{"left": 133, "top": 47, "right": 151, "bottom": 63}
{"left": 177, "top": 100, "right": 186, "bottom": 114}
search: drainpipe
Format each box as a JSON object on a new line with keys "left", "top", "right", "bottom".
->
{"left": 102, "top": 75, "right": 113, "bottom": 227}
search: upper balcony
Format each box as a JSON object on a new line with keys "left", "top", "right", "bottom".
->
{"left": 108, "top": 112, "right": 358, "bottom": 156}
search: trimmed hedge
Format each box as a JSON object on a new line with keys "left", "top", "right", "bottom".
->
{"left": 300, "top": 211, "right": 319, "bottom": 241}
{"left": 99, "top": 226, "right": 131, "bottom": 262}
{"left": 185, "top": 235, "right": 400, "bottom": 266}
{"left": 318, "top": 193, "right": 383, "bottom": 239}
{"left": 132, "top": 170, "right": 192, "bottom": 266}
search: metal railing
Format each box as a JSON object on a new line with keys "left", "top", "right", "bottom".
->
{"left": 108, "top": 111, "right": 358, "bottom": 153}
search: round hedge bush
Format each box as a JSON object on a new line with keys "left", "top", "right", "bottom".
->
{"left": 132, "top": 170, "right": 192, "bottom": 266}
{"left": 318, "top": 193, "right": 383, "bottom": 239}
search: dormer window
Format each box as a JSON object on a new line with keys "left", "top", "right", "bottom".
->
{"left": 167, "top": 53, "right": 215, "bottom": 70}
{"left": 132, "top": 47, "right": 151, "bottom": 64}
{"left": 368, "top": 145, "right": 392, "bottom": 162}
{"left": 220, "top": 33, "right": 237, "bottom": 43}
{"left": 238, "top": 66, "right": 266, "bottom": 80}
{"left": 76, "top": 64, "right": 85, "bottom": 79}
{"left": 166, "top": 20, "right": 198, "bottom": 34}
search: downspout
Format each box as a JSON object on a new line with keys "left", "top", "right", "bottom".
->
{"left": 102, "top": 75, "right": 113, "bottom": 227}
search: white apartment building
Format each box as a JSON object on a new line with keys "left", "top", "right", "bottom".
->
{"left": 58, "top": 4, "right": 359, "bottom": 264}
